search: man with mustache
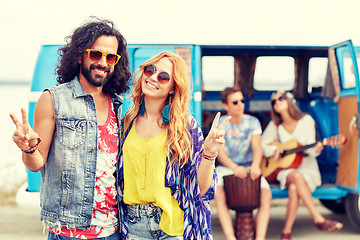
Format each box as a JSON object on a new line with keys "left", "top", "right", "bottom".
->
{"left": 10, "top": 17, "right": 131, "bottom": 239}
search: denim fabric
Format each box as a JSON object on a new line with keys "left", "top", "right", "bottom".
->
{"left": 126, "top": 204, "right": 183, "bottom": 240}
{"left": 40, "top": 78, "right": 123, "bottom": 229}
{"left": 47, "top": 230, "right": 121, "bottom": 240}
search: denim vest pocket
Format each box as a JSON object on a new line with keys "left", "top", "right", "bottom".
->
{"left": 59, "top": 119, "right": 86, "bottom": 148}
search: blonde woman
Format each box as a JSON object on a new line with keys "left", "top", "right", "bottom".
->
{"left": 117, "top": 51, "right": 230, "bottom": 239}
{"left": 262, "top": 92, "right": 343, "bottom": 240}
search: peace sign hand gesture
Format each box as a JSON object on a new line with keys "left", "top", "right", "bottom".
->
{"left": 10, "top": 108, "right": 40, "bottom": 152}
{"left": 203, "top": 112, "right": 231, "bottom": 156}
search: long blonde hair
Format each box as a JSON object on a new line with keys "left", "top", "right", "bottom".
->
{"left": 122, "top": 51, "right": 192, "bottom": 167}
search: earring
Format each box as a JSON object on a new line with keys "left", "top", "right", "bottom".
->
{"left": 162, "top": 95, "right": 172, "bottom": 125}
{"left": 139, "top": 94, "right": 145, "bottom": 116}
{"left": 162, "top": 104, "right": 170, "bottom": 125}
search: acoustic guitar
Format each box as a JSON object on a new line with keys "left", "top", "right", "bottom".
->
{"left": 260, "top": 134, "right": 347, "bottom": 182}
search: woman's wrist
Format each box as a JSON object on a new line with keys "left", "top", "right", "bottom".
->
{"left": 201, "top": 151, "right": 218, "bottom": 161}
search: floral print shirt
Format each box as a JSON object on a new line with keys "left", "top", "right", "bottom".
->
{"left": 219, "top": 114, "right": 262, "bottom": 167}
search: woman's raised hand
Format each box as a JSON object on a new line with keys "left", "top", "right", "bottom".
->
{"left": 203, "top": 112, "right": 231, "bottom": 156}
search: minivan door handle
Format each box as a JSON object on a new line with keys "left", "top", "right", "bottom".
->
{"left": 349, "top": 114, "right": 360, "bottom": 135}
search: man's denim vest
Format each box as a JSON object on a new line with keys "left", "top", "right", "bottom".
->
{"left": 40, "top": 78, "right": 123, "bottom": 229}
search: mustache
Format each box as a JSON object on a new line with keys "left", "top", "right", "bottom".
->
{"left": 90, "top": 64, "right": 110, "bottom": 72}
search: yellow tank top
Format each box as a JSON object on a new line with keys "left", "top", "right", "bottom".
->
{"left": 123, "top": 121, "right": 184, "bottom": 235}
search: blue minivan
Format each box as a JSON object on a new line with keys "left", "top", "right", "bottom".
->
{"left": 22, "top": 40, "right": 360, "bottom": 231}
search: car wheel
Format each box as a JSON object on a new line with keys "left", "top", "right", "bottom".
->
{"left": 345, "top": 193, "right": 360, "bottom": 232}
{"left": 320, "top": 198, "right": 346, "bottom": 214}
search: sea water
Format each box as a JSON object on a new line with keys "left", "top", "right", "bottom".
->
{"left": 0, "top": 83, "right": 31, "bottom": 196}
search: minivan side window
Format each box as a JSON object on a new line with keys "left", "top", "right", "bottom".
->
{"left": 308, "top": 57, "right": 328, "bottom": 92}
{"left": 202, "top": 56, "right": 234, "bottom": 91}
{"left": 342, "top": 52, "right": 360, "bottom": 89}
{"left": 253, "top": 56, "right": 295, "bottom": 91}
{"left": 343, "top": 52, "right": 355, "bottom": 89}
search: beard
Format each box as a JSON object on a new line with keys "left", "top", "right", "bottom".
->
{"left": 81, "top": 63, "right": 114, "bottom": 87}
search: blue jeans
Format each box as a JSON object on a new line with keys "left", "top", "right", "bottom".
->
{"left": 47, "top": 230, "right": 120, "bottom": 240}
{"left": 125, "top": 204, "right": 183, "bottom": 240}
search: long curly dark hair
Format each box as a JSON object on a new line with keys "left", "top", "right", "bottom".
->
{"left": 56, "top": 17, "right": 131, "bottom": 95}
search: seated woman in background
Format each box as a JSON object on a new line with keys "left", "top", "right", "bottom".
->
{"left": 261, "top": 92, "right": 343, "bottom": 240}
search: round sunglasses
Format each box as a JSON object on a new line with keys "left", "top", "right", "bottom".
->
{"left": 232, "top": 99, "right": 246, "bottom": 105}
{"left": 143, "top": 64, "right": 171, "bottom": 84}
{"left": 85, "top": 49, "right": 121, "bottom": 66}
{"left": 271, "top": 95, "right": 286, "bottom": 106}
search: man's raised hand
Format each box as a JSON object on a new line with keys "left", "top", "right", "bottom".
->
{"left": 10, "top": 108, "right": 39, "bottom": 151}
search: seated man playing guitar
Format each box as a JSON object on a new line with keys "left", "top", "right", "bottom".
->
{"left": 261, "top": 91, "right": 343, "bottom": 240}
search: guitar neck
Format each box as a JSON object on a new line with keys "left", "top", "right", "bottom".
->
{"left": 280, "top": 134, "right": 345, "bottom": 157}
{"left": 282, "top": 142, "right": 317, "bottom": 156}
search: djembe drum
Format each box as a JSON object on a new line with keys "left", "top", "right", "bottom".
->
{"left": 223, "top": 174, "right": 260, "bottom": 240}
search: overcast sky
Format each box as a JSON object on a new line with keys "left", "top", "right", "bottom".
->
{"left": 1, "top": 0, "right": 360, "bottom": 82}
